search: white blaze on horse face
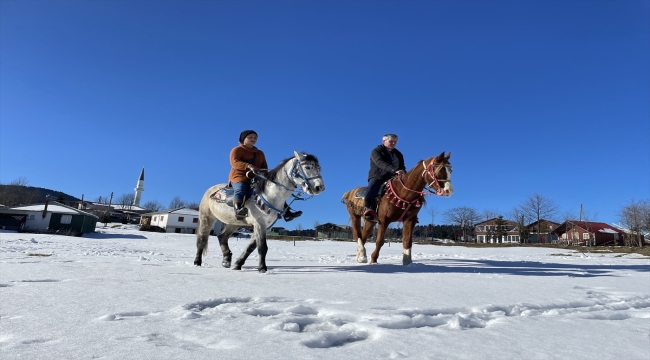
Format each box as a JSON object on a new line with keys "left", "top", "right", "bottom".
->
{"left": 442, "top": 165, "right": 454, "bottom": 197}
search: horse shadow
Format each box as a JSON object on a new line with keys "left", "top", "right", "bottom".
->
{"left": 265, "top": 258, "right": 650, "bottom": 278}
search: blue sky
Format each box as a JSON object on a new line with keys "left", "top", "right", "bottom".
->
{"left": 1, "top": 0, "right": 648, "bottom": 230}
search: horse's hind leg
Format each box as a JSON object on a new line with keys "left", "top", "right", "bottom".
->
{"left": 217, "top": 224, "right": 239, "bottom": 268}
{"left": 194, "top": 212, "right": 217, "bottom": 266}
{"left": 233, "top": 237, "right": 257, "bottom": 271}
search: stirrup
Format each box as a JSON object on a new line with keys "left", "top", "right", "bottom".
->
{"left": 363, "top": 209, "right": 377, "bottom": 221}
{"left": 283, "top": 210, "right": 302, "bottom": 222}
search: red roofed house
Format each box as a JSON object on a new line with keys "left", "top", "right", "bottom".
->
{"left": 552, "top": 221, "right": 627, "bottom": 246}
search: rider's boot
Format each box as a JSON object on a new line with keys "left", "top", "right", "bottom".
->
{"left": 234, "top": 200, "right": 248, "bottom": 219}
{"left": 283, "top": 204, "right": 302, "bottom": 222}
{"left": 363, "top": 200, "right": 377, "bottom": 222}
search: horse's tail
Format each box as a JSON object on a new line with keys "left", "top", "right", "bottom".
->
{"left": 341, "top": 189, "right": 355, "bottom": 204}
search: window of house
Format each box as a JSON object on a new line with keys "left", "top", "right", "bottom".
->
{"left": 175, "top": 228, "right": 181, "bottom": 233}
{"left": 60, "top": 215, "right": 72, "bottom": 224}
{"left": 178, "top": 217, "right": 184, "bottom": 222}
{"left": 154, "top": 216, "right": 157, "bottom": 221}
{"left": 572, "top": 232, "right": 579, "bottom": 240}
{"left": 582, "top": 233, "right": 590, "bottom": 240}
{"left": 477, "top": 226, "right": 484, "bottom": 231}
{"left": 478, "top": 235, "right": 485, "bottom": 242}
{"left": 193, "top": 218, "right": 198, "bottom": 223}
{"left": 160, "top": 216, "right": 164, "bottom": 221}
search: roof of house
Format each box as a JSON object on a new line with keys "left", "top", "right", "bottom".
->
{"left": 475, "top": 218, "right": 518, "bottom": 226}
{"left": 553, "top": 221, "right": 626, "bottom": 235}
{"left": 141, "top": 208, "right": 199, "bottom": 216}
{"left": 10, "top": 201, "right": 99, "bottom": 219}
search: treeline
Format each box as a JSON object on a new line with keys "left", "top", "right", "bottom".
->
{"left": 0, "top": 185, "right": 80, "bottom": 207}
{"left": 283, "top": 224, "right": 461, "bottom": 240}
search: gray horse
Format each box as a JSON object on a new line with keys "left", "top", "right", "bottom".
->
{"left": 194, "top": 151, "right": 325, "bottom": 273}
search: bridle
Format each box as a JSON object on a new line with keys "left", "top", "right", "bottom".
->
{"left": 288, "top": 158, "right": 323, "bottom": 194}
{"left": 385, "top": 158, "right": 451, "bottom": 223}
{"left": 421, "top": 159, "right": 452, "bottom": 196}
{"left": 249, "top": 155, "right": 323, "bottom": 227}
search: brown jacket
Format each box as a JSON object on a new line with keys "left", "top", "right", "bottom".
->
{"left": 228, "top": 145, "right": 268, "bottom": 183}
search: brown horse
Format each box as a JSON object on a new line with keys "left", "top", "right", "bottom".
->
{"left": 342, "top": 152, "right": 454, "bottom": 265}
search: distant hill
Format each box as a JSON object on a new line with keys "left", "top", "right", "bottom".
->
{"left": 0, "top": 185, "right": 81, "bottom": 207}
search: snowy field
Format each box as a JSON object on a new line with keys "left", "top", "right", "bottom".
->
{"left": 1, "top": 224, "right": 649, "bottom": 360}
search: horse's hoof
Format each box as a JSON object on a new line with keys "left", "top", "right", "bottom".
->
{"left": 402, "top": 255, "right": 412, "bottom": 266}
{"left": 222, "top": 261, "right": 231, "bottom": 268}
{"left": 259, "top": 267, "right": 267, "bottom": 273}
{"left": 356, "top": 256, "right": 368, "bottom": 263}
{"left": 194, "top": 260, "right": 202, "bottom": 266}
{"left": 232, "top": 265, "right": 242, "bottom": 270}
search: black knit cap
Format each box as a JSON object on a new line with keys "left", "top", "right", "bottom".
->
{"left": 239, "top": 130, "right": 258, "bottom": 144}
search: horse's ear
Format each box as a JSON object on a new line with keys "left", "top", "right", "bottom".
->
{"left": 445, "top": 152, "right": 451, "bottom": 160}
{"left": 436, "top": 151, "right": 445, "bottom": 161}
{"left": 294, "top": 150, "right": 305, "bottom": 160}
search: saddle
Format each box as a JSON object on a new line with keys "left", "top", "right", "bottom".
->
{"left": 352, "top": 182, "right": 388, "bottom": 200}
{"left": 210, "top": 186, "right": 254, "bottom": 208}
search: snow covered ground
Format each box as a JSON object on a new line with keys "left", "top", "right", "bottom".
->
{"left": 1, "top": 224, "right": 648, "bottom": 359}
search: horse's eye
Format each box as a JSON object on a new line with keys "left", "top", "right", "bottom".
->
{"left": 304, "top": 166, "right": 312, "bottom": 170}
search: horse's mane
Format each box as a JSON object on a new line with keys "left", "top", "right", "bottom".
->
{"left": 254, "top": 153, "right": 319, "bottom": 194}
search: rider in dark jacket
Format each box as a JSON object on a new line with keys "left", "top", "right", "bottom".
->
{"left": 363, "top": 134, "right": 406, "bottom": 221}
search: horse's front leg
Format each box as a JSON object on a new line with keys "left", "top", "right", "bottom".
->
{"left": 233, "top": 237, "right": 257, "bottom": 270}
{"left": 370, "top": 222, "right": 388, "bottom": 264}
{"left": 401, "top": 218, "right": 416, "bottom": 265}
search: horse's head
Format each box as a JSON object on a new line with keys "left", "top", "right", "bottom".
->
{"left": 288, "top": 151, "right": 325, "bottom": 195}
{"left": 422, "top": 152, "right": 454, "bottom": 197}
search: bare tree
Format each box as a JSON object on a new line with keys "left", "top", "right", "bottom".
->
{"left": 508, "top": 207, "right": 530, "bottom": 243}
{"left": 519, "top": 194, "right": 559, "bottom": 243}
{"left": 618, "top": 199, "right": 649, "bottom": 247}
{"left": 426, "top": 205, "right": 436, "bottom": 240}
{"left": 8, "top": 177, "right": 29, "bottom": 186}
{"left": 481, "top": 208, "right": 499, "bottom": 221}
{"left": 168, "top": 196, "right": 185, "bottom": 209}
{"left": 116, "top": 193, "right": 134, "bottom": 211}
{"left": 142, "top": 200, "right": 163, "bottom": 212}
{"left": 186, "top": 201, "right": 200, "bottom": 210}
{"left": 444, "top": 206, "right": 480, "bottom": 242}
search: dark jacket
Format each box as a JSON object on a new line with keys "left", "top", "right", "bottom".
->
{"left": 368, "top": 145, "right": 406, "bottom": 182}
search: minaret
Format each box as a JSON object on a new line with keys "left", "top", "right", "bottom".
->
{"left": 133, "top": 167, "right": 145, "bottom": 207}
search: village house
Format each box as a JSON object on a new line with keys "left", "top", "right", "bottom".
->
{"left": 316, "top": 223, "right": 351, "bottom": 240}
{"left": 6, "top": 200, "right": 98, "bottom": 235}
{"left": 140, "top": 208, "right": 222, "bottom": 235}
{"left": 474, "top": 218, "right": 520, "bottom": 243}
{"left": 527, "top": 219, "right": 560, "bottom": 243}
{"left": 552, "top": 221, "right": 627, "bottom": 246}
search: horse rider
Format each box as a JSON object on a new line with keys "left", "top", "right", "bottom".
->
{"left": 228, "top": 130, "right": 302, "bottom": 221}
{"left": 363, "top": 133, "right": 406, "bottom": 221}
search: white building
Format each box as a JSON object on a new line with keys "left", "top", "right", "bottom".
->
{"left": 141, "top": 208, "right": 222, "bottom": 235}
